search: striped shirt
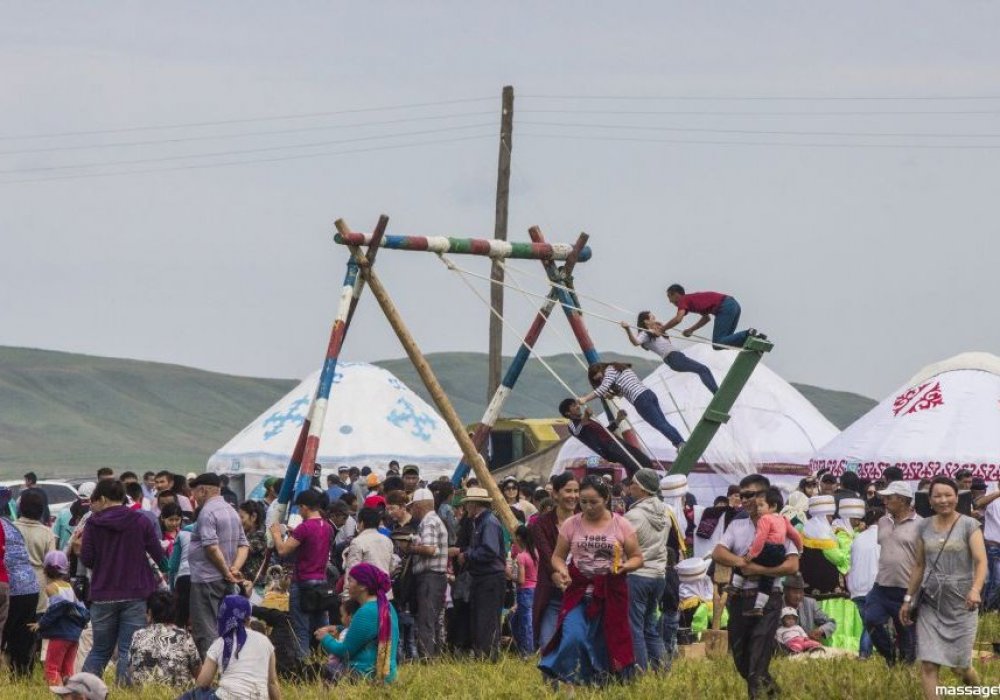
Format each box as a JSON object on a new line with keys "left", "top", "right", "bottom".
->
{"left": 593, "top": 367, "right": 647, "bottom": 404}
{"left": 637, "top": 330, "right": 673, "bottom": 360}
{"left": 413, "top": 510, "right": 449, "bottom": 575}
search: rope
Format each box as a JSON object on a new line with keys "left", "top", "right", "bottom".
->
{"left": 499, "top": 260, "right": 660, "bottom": 460}
{"left": 448, "top": 256, "right": 754, "bottom": 355}
{"left": 436, "top": 252, "right": 649, "bottom": 475}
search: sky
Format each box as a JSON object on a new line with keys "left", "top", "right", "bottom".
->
{"left": 2, "top": 2, "right": 999, "bottom": 402}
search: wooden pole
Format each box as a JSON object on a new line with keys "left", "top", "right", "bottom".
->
{"left": 335, "top": 218, "right": 519, "bottom": 534}
{"left": 488, "top": 85, "right": 514, "bottom": 405}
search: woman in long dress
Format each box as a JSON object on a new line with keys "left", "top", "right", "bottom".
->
{"left": 539, "top": 476, "right": 643, "bottom": 687}
{"left": 901, "top": 476, "right": 987, "bottom": 700}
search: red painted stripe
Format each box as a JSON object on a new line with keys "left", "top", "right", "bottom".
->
{"left": 566, "top": 313, "right": 596, "bottom": 353}
{"left": 326, "top": 321, "right": 346, "bottom": 357}
{"left": 405, "top": 236, "right": 429, "bottom": 251}
{"left": 300, "top": 436, "right": 321, "bottom": 477}
{"left": 289, "top": 419, "right": 310, "bottom": 463}
{"left": 469, "top": 238, "right": 492, "bottom": 255}
{"left": 338, "top": 232, "right": 367, "bottom": 246}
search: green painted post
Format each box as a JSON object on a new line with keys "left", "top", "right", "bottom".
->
{"left": 668, "top": 336, "right": 774, "bottom": 476}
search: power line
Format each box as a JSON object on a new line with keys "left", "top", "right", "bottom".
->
{"left": 0, "top": 96, "right": 496, "bottom": 141}
{"left": 517, "top": 131, "right": 1000, "bottom": 150}
{"left": 0, "top": 123, "right": 496, "bottom": 175}
{"left": 0, "top": 111, "right": 497, "bottom": 156}
{"left": 521, "top": 93, "right": 1000, "bottom": 101}
{"left": 517, "top": 119, "right": 1000, "bottom": 139}
{"left": 0, "top": 133, "right": 494, "bottom": 186}
{"left": 520, "top": 107, "right": 1000, "bottom": 117}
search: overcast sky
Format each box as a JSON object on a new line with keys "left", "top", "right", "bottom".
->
{"left": 2, "top": 2, "right": 998, "bottom": 402}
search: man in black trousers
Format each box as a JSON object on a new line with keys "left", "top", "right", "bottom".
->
{"left": 712, "top": 474, "right": 800, "bottom": 699}
{"left": 457, "top": 487, "right": 507, "bottom": 660}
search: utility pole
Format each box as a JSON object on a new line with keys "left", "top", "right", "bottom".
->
{"left": 488, "top": 85, "right": 514, "bottom": 405}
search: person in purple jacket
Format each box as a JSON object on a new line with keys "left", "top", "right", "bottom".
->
{"left": 76, "top": 479, "right": 165, "bottom": 685}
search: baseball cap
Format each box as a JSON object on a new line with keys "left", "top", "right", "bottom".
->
{"left": 50, "top": 673, "right": 109, "bottom": 699}
{"left": 77, "top": 481, "right": 97, "bottom": 499}
{"left": 402, "top": 464, "right": 420, "bottom": 476}
{"left": 877, "top": 481, "right": 913, "bottom": 499}
{"left": 409, "top": 487, "right": 434, "bottom": 504}
{"left": 363, "top": 494, "right": 387, "bottom": 509}
{"left": 366, "top": 474, "right": 380, "bottom": 488}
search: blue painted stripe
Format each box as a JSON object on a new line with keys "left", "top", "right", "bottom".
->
{"left": 317, "top": 355, "right": 341, "bottom": 397}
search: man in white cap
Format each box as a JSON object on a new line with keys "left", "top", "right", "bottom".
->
{"left": 658, "top": 474, "right": 691, "bottom": 658}
{"left": 712, "top": 474, "right": 799, "bottom": 699}
{"left": 49, "top": 672, "right": 108, "bottom": 700}
{"left": 847, "top": 505, "right": 881, "bottom": 659}
{"left": 624, "top": 469, "right": 669, "bottom": 671}
{"left": 865, "top": 480, "right": 920, "bottom": 666}
{"left": 408, "top": 487, "right": 448, "bottom": 659}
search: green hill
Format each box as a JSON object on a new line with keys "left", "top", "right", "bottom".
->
{"left": 0, "top": 346, "right": 875, "bottom": 478}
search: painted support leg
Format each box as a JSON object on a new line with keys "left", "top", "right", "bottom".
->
{"left": 528, "top": 226, "right": 645, "bottom": 453}
{"left": 668, "top": 335, "right": 774, "bottom": 476}
{"left": 276, "top": 219, "right": 389, "bottom": 510}
{"left": 336, "top": 218, "right": 519, "bottom": 534}
{"left": 449, "top": 233, "right": 591, "bottom": 486}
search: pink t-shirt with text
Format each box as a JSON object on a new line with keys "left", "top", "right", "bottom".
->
{"left": 559, "top": 513, "right": 635, "bottom": 577}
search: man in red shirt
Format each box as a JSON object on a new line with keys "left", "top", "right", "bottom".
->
{"left": 663, "top": 284, "right": 765, "bottom": 350}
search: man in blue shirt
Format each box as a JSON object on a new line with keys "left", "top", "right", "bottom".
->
{"left": 458, "top": 487, "right": 506, "bottom": 661}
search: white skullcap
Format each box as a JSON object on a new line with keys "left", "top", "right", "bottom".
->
{"left": 808, "top": 494, "right": 836, "bottom": 516}
{"left": 659, "top": 474, "right": 688, "bottom": 497}
{"left": 838, "top": 497, "right": 866, "bottom": 520}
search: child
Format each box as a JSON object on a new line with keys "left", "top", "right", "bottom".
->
{"left": 158, "top": 502, "right": 183, "bottom": 558}
{"left": 322, "top": 598, "right": 361, "bottom": 682}
{"left": 251, "top": 566, "right": 303, "bottom": 680}
{"left": 622, "top": 312, "right": 718, "bottom": 393}
{"left": 509, "top": 525, "right": 537, "bottom": 656}
{"left": 738, "top": 487, "right": 803, "bottom": 616}
{"left": 775, "top": 607, "right": 824, "bottom": 654}
{"left": 32, "top": 550, "right": 90, "bottom": 685}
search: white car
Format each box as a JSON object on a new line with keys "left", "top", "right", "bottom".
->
{"left": 1, "top": 480, "right": 80, "bottom": 522}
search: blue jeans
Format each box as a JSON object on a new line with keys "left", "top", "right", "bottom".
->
{"left": 290, "top": 580, "right": 330, "bottom": 661}
{"left": 83, "top": 599, "right": 147, "bottom": 685}
{"left": 538, "top": 591, "right": 563, "bottom": 651}
{"left": 538, "top": 602, "right": 609, "bottom": 685}
{"left": 864, "top": 584, "right": 915, "bottom": 665}
{"left": 852, "top": 596, "right": 874, "bottom": 659}
{"left": 512, "top": 588, "right": 536, "bottom": 655}
{"left": 627, "top": 574, "right": 666, "bottom": 671}
{"left": 178, "top": 689, "right": 218, "bottom": 700}
{"left": 712, "top": 296, "right": 750, "bottom": 349}
{"left": 665, "top": 351, "right": 718, "bottom": 394}
{"left": 985, "top": 542, "right": 1000, "bottom": 611}
{"left": 396, "top": 607, "right": 417, "bottom": 660}
{"left": 633, "top": 390, "right": 684, "bottom": 447}
{"left": 660, "top": 609, "right": 680, "bottom": 659}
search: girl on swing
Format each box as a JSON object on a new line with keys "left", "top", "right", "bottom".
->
{"left": 577, "top": 362, "right": 686, "bottom": 450}
{"left": 621, "top": 311, "right": 718, "bottom": 394}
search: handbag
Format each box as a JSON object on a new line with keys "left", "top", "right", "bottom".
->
{"left": 300, "top": 582, "right": 339, "bottom": 613}
{"left": 909, "top": 516, "right": 959, "bottom": 620}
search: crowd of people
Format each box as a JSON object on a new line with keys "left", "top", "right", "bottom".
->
{"left": 0, "top": 459, "right": 995, "bottom": 699}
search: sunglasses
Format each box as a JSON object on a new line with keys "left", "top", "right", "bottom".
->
{"left": 739, "top": 490, "right": 762, "bottom": 500}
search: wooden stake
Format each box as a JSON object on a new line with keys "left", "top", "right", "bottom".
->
{"left": 335, "top": 218, "right": 519, "bottom": 534}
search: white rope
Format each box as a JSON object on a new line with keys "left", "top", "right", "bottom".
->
{"left": 453, "top": 257, "right": 754, "bottom": 355}
{"left": 437, "top": 252, "right": 650, "bottom": 475}
{"left": 499, "top": 259, "right": 660, "bottom": 460}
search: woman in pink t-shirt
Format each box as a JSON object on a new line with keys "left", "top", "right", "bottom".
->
{"left": 539, "top": 476, "right": 643, "bottom": 687}
{"left": 510, "top": 525, "right": 538, "bottom": 656}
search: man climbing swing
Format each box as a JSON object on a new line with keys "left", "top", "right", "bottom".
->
{"left": 622, "top": 312, "right": 718, "bottom": 394}
{"left": 663, "top": 284, "right": 765, "bottom": 350}
{"left": 558, "top": 399, "right": 655, "bottom": 477}
{"left": 577, "top": 362, "right": 686, "bottom": 451}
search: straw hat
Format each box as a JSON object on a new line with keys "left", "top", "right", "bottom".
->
{"left": 460, "top": 487, "right": 493, "bottom": 504}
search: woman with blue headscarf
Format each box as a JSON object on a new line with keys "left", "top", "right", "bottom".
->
{"left": 179, "top": 594, "right": 281, "bottom": 700}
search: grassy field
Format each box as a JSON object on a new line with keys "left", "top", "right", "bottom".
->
{"left": 6, "top": 614, "right": 999, "bottom": 700}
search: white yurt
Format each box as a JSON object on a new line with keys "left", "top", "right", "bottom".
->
{"left": 554, "top": 342, "right": 840, "bottom": 504}
{"left": 810, "top": 352, "right": 1000, "bottom": 482}
{"left": 208, "top": 362, "right": 462, "bottom": 498}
